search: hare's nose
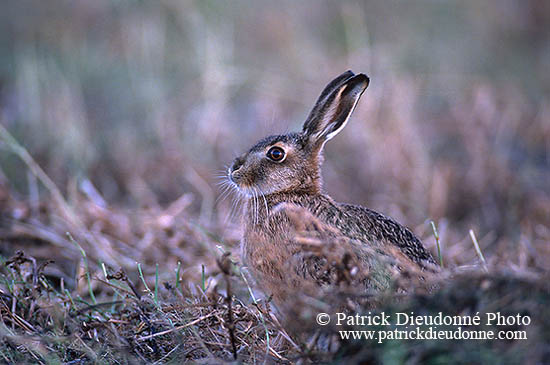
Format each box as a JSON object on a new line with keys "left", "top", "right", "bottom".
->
{"left": 231, "top": 157, "right": 244, "bottom": 173}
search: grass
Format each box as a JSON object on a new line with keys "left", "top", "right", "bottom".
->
{"left": 469, "top": 229, "right": 488, "bottom": 272}
{"left": 68, "top": 232, "right": 96, "bottom": 304}
{"left": 0, "top": 132, "right": 288, "bottom": 361}
{"left": 0, "top": 1, "right": 548, "bottom": 363}
{"left": 0, "top": 132, "right": 548, "bottom": 363}
{"left": 1, "top": 244, "right": 548, "bottom": 363}
{"left": 430, "top": 220, "right": 444, "bottom": 268}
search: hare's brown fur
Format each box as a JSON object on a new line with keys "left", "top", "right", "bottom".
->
{"left": 228, "top": 71, "right": 436, "bottom": 305}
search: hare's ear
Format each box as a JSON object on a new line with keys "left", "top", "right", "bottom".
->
{"left": 302, "top": 72, "right": 369, "bottom": 146}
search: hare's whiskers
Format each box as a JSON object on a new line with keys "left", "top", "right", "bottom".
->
{"left": 223, "top": 193, "right": 239, "bottom": 227}
{"left": 215, "top": 181, "right": 230, "bottom": 205}
{"left": 229, "top": 193, "right": 241, "bottom": 223}
{"left": 253, "top": 188, "right": 259, "bottom": 226}
{"left": 258, "top": 188, "right": 269, "bottom": 216}
{"left": 255, "top": 188, "right": 261, "bottom": 225}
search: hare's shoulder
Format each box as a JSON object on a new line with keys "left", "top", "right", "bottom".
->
{"left": 336, "top": 203, "right": 437, "bottom": 266}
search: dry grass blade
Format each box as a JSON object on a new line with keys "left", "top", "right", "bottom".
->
{"left": 0, "top": 124, "right": 90, "bottom": 242}
{"left": 136, "top": 313, "right": 216, "bottom": 341}
{"left": 469, "top": 229, "right": 488, "bottom": 271}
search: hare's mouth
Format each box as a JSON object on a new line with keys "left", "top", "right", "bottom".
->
{"left": 227, "top": 171, "right": 252, "bottom": 196}
{"left": 227, "top": 164, "right": 267, "bottom": 198}
{"left": 229, "top": 182, "right": 255, "bottom": 199}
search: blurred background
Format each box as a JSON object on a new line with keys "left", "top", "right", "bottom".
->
{"left": 0, "top": 0, "right": 549, "bottom": 270}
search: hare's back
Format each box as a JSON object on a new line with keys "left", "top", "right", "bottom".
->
{"left": 336, "top": 203, "right": 437, "bottom": 266}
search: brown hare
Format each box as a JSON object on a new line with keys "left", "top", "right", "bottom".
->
{"left": 227, "top": 70, "right": 437, "bottom": 306}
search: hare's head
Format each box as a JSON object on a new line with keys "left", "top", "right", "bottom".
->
{"left": 228, "top": 70, "right": 369, "bottom": 197}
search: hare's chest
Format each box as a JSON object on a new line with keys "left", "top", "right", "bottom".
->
{"left": 241, "top": 216, "right": 295, "bottom": 268}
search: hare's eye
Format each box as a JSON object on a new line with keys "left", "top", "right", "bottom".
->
{"left": 266, "top": 146, "right": 285, "bottom": 162}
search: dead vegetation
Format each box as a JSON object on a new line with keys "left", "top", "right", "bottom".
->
{"left": 0, "top": 150, "right": 548, "bottom": 363}
{"left": 0, "top": 1, "right": 549, "bottom": 363}
{"left": 0, "top": 102, "right": 548, "bottom": 361}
